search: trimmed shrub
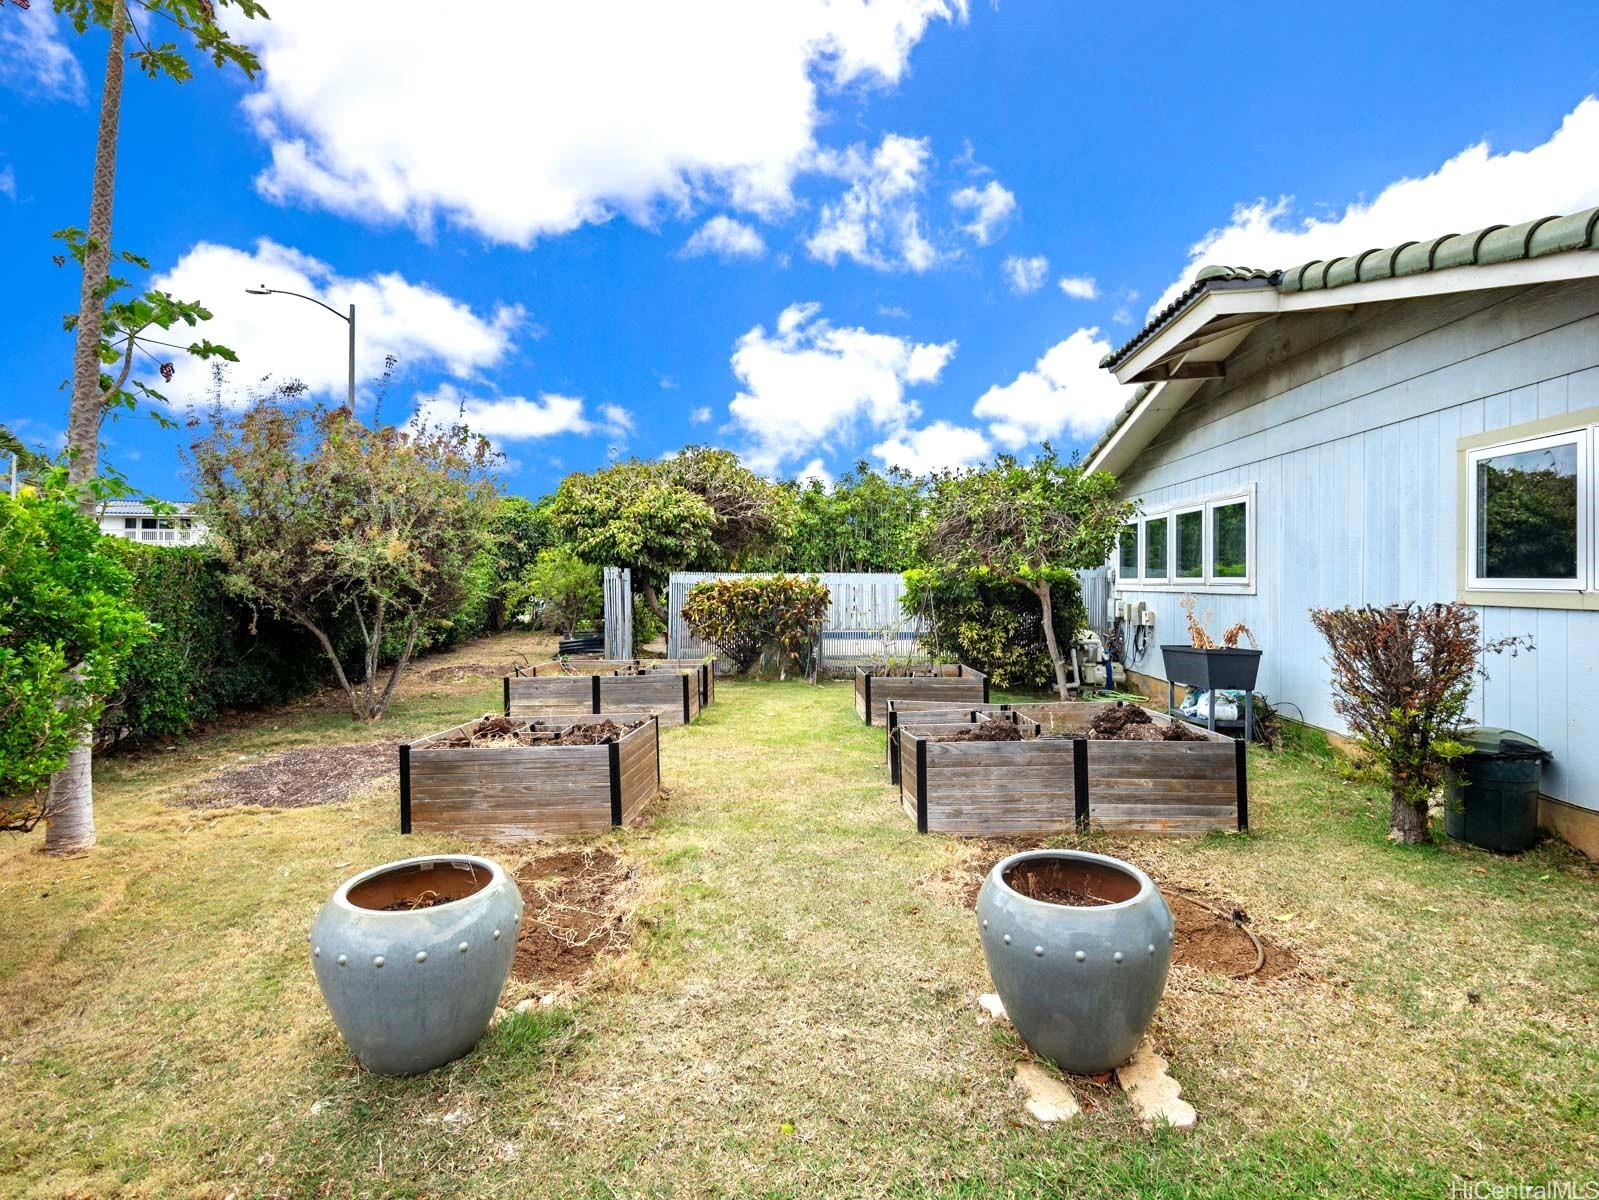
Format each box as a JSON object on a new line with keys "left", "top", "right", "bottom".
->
{"left": 681, "top": 575, "right": 830, "bottom": 676}
{"left": 902, "top": 568, "right": 1085, "bottom": 692}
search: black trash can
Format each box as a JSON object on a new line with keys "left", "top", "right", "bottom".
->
{"left": 1445, "top": 727, "right": 1551, "bottom": 853}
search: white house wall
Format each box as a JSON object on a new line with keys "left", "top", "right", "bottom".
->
{"left": 1114, "top": 278, "right": 1599, "bottom": 811}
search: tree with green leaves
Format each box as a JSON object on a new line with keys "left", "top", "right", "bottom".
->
{"left": 914, "top": 448, "right": 1131, "bottom": 699}
{"left": 483, "top": 494, "right": 557, "bottom": 629}
{"left": 551, "top": 447, "right": 791, "bottom": 620}
{"left": 755, "top": 462, "right": 922, "bottom": 572}
{"left": 190, "top": 403, "right": 499, "bottom": 722}
{"left": 5, "top": 0, "right": 267, "bottom": 853}
{"left": 1, "top": 478, "right": 150, "bottom": 828}
{"left": 507, "top": 547, "right": 602, "bottom": 638}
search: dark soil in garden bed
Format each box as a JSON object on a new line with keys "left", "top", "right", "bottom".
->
{"left": 953, "top": 841, "right": 1296, "bottom": 980}
{"left": 512, "top": 848, "right": 636, "bottom": 987}
{"left": 174, "top": 741, "right": 396, "bottom": 810}
{"left": 933, "top": 719, "right": 1021, "bottom": 743}
{"left": 432, "top": 716, "right": 637, "bottom": 748}
{"left": 1086, "top": 703, "right": 1205, "bottom": 742}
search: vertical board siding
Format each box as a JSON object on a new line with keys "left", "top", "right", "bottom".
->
{"left": 1115, "top": 281, "right": 1599, "bottom": 811}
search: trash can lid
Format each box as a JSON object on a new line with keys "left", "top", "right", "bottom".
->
{"left": 1460, "top": 726, "right": 1551, "bottom": 761}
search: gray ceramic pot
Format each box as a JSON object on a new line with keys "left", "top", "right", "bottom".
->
{"left": 976, "top": 849, "right": 1173, "bottom": 1073}
{"left": 310, "top": 854, "right": 523, "bottom": 1075}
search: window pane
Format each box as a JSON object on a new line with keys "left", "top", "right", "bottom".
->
{"left": 1175, "top": 510, "right": 1203, "bottom": 577}
{"left": 1144, "top": 517, "right": 1168, "bottom": 577}
{"left": 1475, "top": 442, "right": 1578, "bottom": 580}
{"left": 1119, "top": 525, "right": 1138, "bottom": 574}
{"left": 1211, "top": 502, "right": 1248, "bottom": 578}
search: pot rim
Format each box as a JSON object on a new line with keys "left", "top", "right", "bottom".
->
{"left": 987, "top": 848, "right": 1154, "bottom": 913}
{"left": 331, "top": 854, "right": 505, "bottom": 918}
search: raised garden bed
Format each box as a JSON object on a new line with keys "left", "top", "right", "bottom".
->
{"left": 505, "top": 660, "right": 704, "bottom": 726}
{"left": 898, "top": 701, "right": 1244, "bottom": 837}
{"left": 883, "top": 701, "right": 1037, "bottom": 783}
{"left": 400, "top": 714, "right": 660, "bottom": 839}
{"left": 855, "top": 663, "right": 987, "bottom": 725}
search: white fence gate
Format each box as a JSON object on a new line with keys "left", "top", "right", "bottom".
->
{"left": 667, "top": 572, "right": 926, "bottom": 671}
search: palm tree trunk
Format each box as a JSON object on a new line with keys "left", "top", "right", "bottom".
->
{"left": 46, "top": 3, "right": 129, "bottom": 856}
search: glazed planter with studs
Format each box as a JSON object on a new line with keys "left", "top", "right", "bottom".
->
{"left": 976, "top": 849, "right": 1173, "bottom": 1074}
{"left": 309, "top": 854, "right": 522, "bottom": 1075}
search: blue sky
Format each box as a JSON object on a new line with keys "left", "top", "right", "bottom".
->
{"left": 4, "top": 0, "right": 1599, "bottom": 500}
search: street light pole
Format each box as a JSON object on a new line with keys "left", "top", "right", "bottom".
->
{"left": 244, "top": 285, "right": 357, "bottom": 416}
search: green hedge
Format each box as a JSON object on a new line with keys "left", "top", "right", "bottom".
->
{"left": 101, "top": 543, "right": 323, "bottom": 743}
{"left": 903, "top": 570, "right": 1084, "bottom": 692}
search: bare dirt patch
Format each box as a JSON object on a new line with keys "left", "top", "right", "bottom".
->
{"left": 173, "top": 741, "right": 395, "bottom": 810}
{"left": 512, "top": 848, "right": 637, "bottom": 987}
{"left": 947, "top": 840, "right": 1295, "bottom": 981}
{"left": 419, "top": 660, "right": 519, "bottom": 684}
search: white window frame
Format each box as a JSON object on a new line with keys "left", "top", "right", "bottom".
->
{"left": 1465, "top": 428, "right": 1589, "bottom": 594}
{"left": 1114, "top": 485, "right": 1257, "bottom": 595}
{"left": 1142, "top": 512, "right": 1171, "bottom": 583}
{"left": 1171, "top": 503, "right": 1206, "bottom": 583}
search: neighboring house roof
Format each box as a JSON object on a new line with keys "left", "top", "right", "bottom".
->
{"left": 1087, "top": 207, "right": 1599, "bottom": 475}
{"left": 100, "top": 500, "right": 195, "bottom": 518}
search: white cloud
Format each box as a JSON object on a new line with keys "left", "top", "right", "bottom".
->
{"left": 690, "top": 405, "right": 713, "bottom": 424}
{"left": 1003, "top": 254, "right": 1048, "bottom": 295}
{"left": 972, "top": 327, "right": 1132, "bottom": 448}
{"left": 233, "top": 0, "right": 967, "bottom": 246}
{"left": 796, "top": 457, "right": 833, "bottom": 489}
{"left": 152, "top": 238, "right": 524, "bottom": 406}
{"left": 872, "top": 420, "right": 990, "bottom": 474}
{"left": 1057, "top": 274, "right": 1098, "bottom": 300}
{"left": 729, "top": 301, "right": 955, "bottom": 472}
{"left": 0, "top": 4, "right": 86, "bottom": 103}
{"left": 1152, "top": 97, "right": 1599, "bottom": 314}
{"left": 876, "top": 304, "right": 910, "bottom": 319}
{"left": 681, "top": 215, "right": 766, "bottom": 260}
{"left": 414, "top": 384, "right": 594, "bottom": 441}
{"left": 599, "top": 403, "right": 635, "bottom": 434}
{"left": 806, "top": 134, "right": 938, "bottom": 272}
{"left": 950, "top": 179, "right": 1015, "bottom": 244}
{"left": 0, "top": 165, "right": 14, "bottom": 200}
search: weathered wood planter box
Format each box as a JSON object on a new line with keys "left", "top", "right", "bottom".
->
{"left": 855, "top": 664, "right": 988, "bottom": 725}
{"left": 898, "top": 702, "right": 1245, "bottom": 837}
{"left": 505, "top": 660, "right": 704, "bottom": 726}
{"left": 400, "top": 714, "right": 660, "bottom": 839}
{"left": 883, "top": 701, "right": 1036, "bottom": 783}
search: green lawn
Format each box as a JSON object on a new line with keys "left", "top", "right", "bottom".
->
{"left": 2, "top": 634, "right": 1596, "bottom": 1198}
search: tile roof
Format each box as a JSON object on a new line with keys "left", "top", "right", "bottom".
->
{"left": 1097, "top": 207, "right": 1599, "bottom": 373}
{"left": 100, "top": 500, "right": 194, "bottom": 517}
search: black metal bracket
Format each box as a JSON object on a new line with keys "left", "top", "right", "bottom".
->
{"left": 863, "top": 671, "right": 873, "bottom": 725}
{"left": 608, "top": 739, "right": 623, "bottom": 826}
{"left": 1073, "top": 737, "right": 1090, "bottom": 832}
{"left": 1236, "top": 738, "right": 1249, "bottom": 831}
{"left": 502, "top": 676, "right": 510, "bottom": 716}
{"left": 398, "top": 744, "right": 412, "bottom": 834}
{"left": 682, "top": 673, "right": 692, "bottom": 724}
{"left": 915, "top": 736, "right": 928, "bottom": 834}
{"left": 591, "top": 673, "right": 602, "bottom": 714}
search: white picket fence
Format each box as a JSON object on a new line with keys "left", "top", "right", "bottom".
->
{"left": 666, "top": 571, "right": 927, "bottom": 670}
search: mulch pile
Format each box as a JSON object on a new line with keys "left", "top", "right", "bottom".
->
{"left": 174, "top": 741, "right": 395, "bottom": 810}
{"left": 934, "top": 718, "right": 1022, "bottom": 743}
{"left": 512, "top": 849, "right": 636, "bottom": 986}
{"left": 1086, "top": 702, "right": 1205, "bottom": 742}
{"left": 431, "top": 716, "right": 635, "bottom": 748}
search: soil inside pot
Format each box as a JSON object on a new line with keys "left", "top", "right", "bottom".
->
{"left": 347, "top": 859, "right": 492, "bottom": 911}
{"left": 431, "top": 716, "right": 638, "bottom": 748}
{"left": 934, "top": 719, "right": 1021, "bottom": 743}
{"left": 1003, "top": 856, "right": 1141, "bottom": 907}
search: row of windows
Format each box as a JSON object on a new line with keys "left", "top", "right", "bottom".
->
{"left": 1115, "top": 491, "right": 1252, "bottom": 590}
